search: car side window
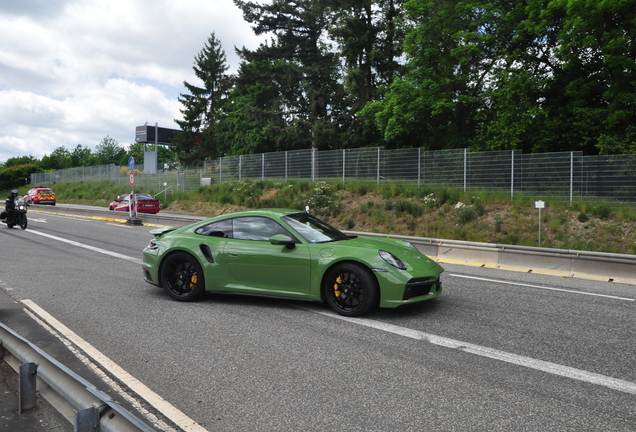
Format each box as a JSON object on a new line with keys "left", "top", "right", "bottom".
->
{"left": 195, "top": 219, "right": 232, "bottom": 238}
{"left": 232, "top": 216, "right": 293, "bottom": 241}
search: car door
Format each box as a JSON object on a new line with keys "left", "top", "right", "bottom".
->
{"left": 223, "top": 216, "right": 311, "bottom": 294}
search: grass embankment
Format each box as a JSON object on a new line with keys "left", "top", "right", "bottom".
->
{"left": 7, "top": 179, "right": 636, "bottom": 255}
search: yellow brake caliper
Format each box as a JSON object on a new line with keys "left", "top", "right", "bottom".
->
{"left": 189, "top": 273, "right": 198, "bottom": 289}
{"left": 333, "top": 275, "right": 343, "bottom": 298}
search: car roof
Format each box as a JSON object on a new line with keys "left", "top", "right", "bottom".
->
{"left": 212, "top": 208, "right": 302, "bottom": 219}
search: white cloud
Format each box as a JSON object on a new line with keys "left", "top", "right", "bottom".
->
{"left": 0, "top": 0, "right": 265, "bottom": 164}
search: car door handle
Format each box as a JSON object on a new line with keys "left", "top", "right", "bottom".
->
{"left": 227, "top": 253, "right": 238, "bottom": 257}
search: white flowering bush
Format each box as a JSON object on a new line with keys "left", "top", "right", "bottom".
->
{"left": 306, "top": 181, "right": 338, "bottom": 212}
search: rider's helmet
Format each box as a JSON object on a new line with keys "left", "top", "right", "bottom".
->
{"left": 11, "top": 190, "right": 18, "bottom": 196}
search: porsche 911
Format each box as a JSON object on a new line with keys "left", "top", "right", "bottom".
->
{"left": 142, "top": 209, "right": 444, "bottom": 316}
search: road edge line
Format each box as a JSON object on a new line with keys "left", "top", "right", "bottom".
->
{"left": 21, "top": 299, "right": 209, "bottom": 432}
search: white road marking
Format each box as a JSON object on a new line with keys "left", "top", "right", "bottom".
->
{"left": 313, "top": 310, "right": 636, "bottom": 395}
{"left": 28, "top": 218, "right": 47, "bottom": 223}
{"left": 107, "top": 222, "right": 133, "bottom": 228}
{"left": 449, "top": 273, "right": 635, "bottom": 301}
{"left": 22, "top": 300, "right": 209, "bottom": 432}
{"left": 22, "top": 308, "right": 176, "bottom": 432}
{"left": 24, "top": 229, "right": 142, "bottom": 264}
{"left": 33, "top": 213, "right": 94, "bottom": 222}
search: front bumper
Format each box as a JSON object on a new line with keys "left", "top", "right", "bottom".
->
{"left": 377, "top": 270, "right": 443, "bottom": 308}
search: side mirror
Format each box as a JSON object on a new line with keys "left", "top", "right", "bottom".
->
{"left": 269, "top": 234, "right": 296, "bottom": 249}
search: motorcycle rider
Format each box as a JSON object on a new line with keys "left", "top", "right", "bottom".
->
{"left": 1, "top": 190, "right": 19, "bottom": 220}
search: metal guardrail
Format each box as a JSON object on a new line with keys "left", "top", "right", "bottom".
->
{"left": 350, "top": 232, "right": 636, "bottom": 285}
{"left": 35, "top": 204, "right": 636, "bottom": 285}
{"left": 0, "top": 323, "right": 157, "bottom": 432}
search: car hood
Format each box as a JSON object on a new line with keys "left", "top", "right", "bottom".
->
{"left": 333, "top": 235, "right": 440, "bottom": 269}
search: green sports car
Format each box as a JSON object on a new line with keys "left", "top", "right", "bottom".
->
{"left": 142, "top": 209, "right": 444, "bottom": 317}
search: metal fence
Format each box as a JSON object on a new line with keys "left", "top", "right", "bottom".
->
{"left": 31, "top": 148, "right": 636, "bottom": 205}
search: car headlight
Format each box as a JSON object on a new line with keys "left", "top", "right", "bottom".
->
{"left": 379, "top": 250, "right": 407, "bottom": 270}
{"left": 401, "top": 240, "right": 416, "bottom": 249}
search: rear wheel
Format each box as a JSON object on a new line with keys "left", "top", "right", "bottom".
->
{"left": 323, "top": 263, "right": 379, "bottom": 317}
{"left": 160, "top": 252, "right": 205, "bottom": 301}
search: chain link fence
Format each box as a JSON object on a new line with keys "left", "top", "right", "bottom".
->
{"left": 31, "top": 148, "right": 636, "bottom": 205}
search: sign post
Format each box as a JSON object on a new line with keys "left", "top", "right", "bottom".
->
{"left": 534, "top": 200, "right": 545, "bottom": 247}
{"left": 127, "top": 158, "right": 142, "bottom": 225}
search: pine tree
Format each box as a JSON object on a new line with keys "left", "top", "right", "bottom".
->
{"left": 174, "top": 33, "right": 231, "bottom": 165}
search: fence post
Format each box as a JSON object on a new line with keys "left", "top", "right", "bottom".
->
{"left": 262, "top": 153, "right": 265, "bottom": 181}
{"left": 511, "top": 150, "right": 515, "bottom": 202}
{"left": 418, "top": 148, "right": 421, "bottom": 190}
{"left": 570, "top": 151, "right": 574, "bottom": 207}
{"left": 377, "top": 147, "right": 380, "bottom": 185}
{"left": 463, "top": 148, "right": 467, "bottom": 193}
{"left": 285, "top": 151, "right": 288, "bottom": 183}
{"left": 311, "top": 148, "right": 316, "bottom": 182}
{"left": 341, "top": 149, "right": 345, "bottom": 185}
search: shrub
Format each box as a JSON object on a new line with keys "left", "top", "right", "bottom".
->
{"left": 577, "top": 212, "right": 589, "bottom": 222}
{"left": 306, "top": 181, "right": 337, "bottom": 211}
{"left": 591, "top": 203, "right": 612, "bottom": 219}
{"left": 394, "top": 199, "right": 422, "bottom": 217}
{"left": 437, "top": 188, "right": 460, "bottom": 205}
{"left": 458, "top": 206, "right": 476, "bottom": 224}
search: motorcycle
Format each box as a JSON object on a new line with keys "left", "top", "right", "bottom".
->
{"left": 1, "top": 196, "right": 28, "bottom": 230}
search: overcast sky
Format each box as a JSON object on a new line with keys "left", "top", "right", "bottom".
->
{"left": 0, "top": 0, "right": 266, "bottom": 164}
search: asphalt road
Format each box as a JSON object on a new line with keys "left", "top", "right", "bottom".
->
{"left": 0, "top": 208, "right": 635, "bottom": 431}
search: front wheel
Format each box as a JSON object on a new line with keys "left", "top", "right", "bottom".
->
{"left": 19, "top": 214, "right": 27, "bottom": 230}
{"left": 160, "top": 252, "right": 205, "bottom": 301}
{"left": 323, "top": 263, "right": 379, "bottom": 317}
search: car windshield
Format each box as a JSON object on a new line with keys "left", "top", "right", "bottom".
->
{"left": 282, "top": 213, "right": 352, "bottom": 244}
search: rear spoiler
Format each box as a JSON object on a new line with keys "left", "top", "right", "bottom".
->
{"left": 149, "top": 227, "right": 178, "bottom": 238}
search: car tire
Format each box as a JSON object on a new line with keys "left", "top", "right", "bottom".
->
{"left": 160, "top": 252, "right": 205, "bottom": 301}
{"left": 323, "top": 262, "right": 379, "bottom": 317}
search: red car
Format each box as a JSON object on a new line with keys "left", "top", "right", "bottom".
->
{"left": 108, "top": 193, "right": 160, "bottom": 214}
{"left": 24, "top": 186, "right": 56, "bottom": 205}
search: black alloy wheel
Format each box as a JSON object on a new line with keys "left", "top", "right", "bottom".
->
{"left": 323, "top": 263, "right": 379, "bottom": 317}
{"left": 160, "top": 252, "right": 205, "bottom": 301}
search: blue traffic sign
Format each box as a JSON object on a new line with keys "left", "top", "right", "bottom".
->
{"left": 128, "top": 157, "right": 135, "bottom": 171}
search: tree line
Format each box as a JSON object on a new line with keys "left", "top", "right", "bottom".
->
{"left": 172, "top": 0, "right": 635, "bottom": 165}
{"left": 0, "top": 136, "right": 177, "bottom": 190}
